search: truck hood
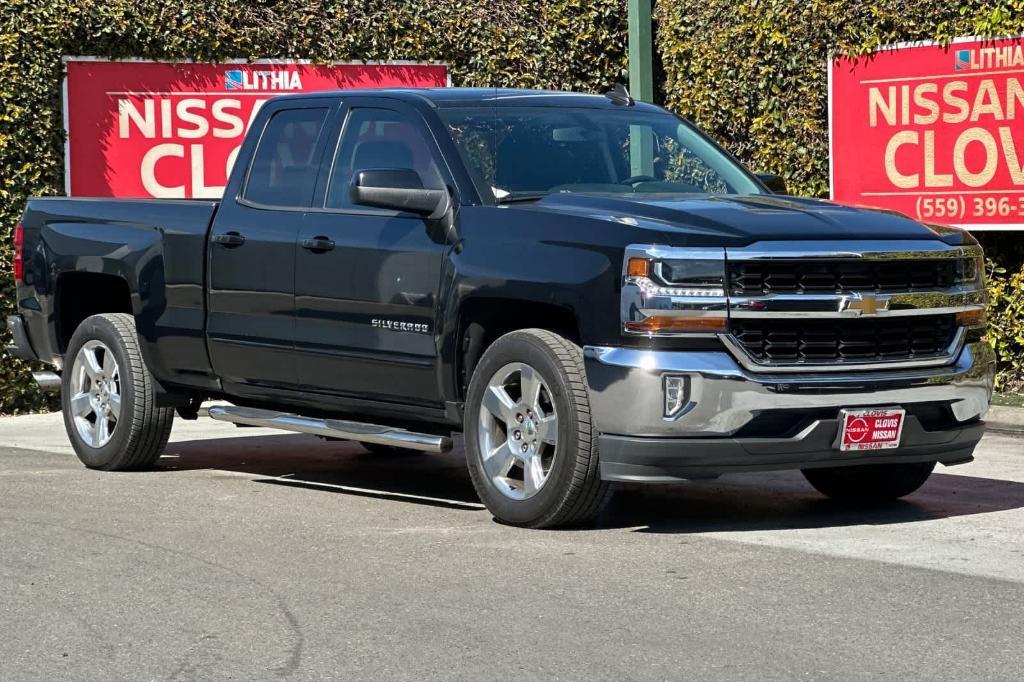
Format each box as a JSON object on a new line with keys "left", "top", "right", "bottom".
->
{"left": 518, "top": 193, "right": 967, "bottom": 246}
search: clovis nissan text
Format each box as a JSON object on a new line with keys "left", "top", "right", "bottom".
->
{"left": 7, "top": 87, "right": 995, "bottom": 528}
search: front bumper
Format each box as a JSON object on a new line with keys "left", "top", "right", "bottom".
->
{"left": 584, "top": 341, "right": 995, "bottom": 483}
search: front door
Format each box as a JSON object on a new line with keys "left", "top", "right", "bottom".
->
{"left": 207, "top": 102, "right": 332, "bottom": 390}
{"left": 294, "top": 102, "right": 452, "bottom": 405}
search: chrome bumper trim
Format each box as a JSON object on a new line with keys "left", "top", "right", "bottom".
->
{"left": 728, "top": 289, "right": 986, "bottom": 318}
{"left": 583, "top": 342, "right": 995, "bottom": 438}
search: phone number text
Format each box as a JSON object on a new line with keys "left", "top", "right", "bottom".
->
{"left": 916, "top": 195, "right": 1024, "bottom": 221}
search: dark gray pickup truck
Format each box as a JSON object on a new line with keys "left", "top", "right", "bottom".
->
{"left": 7, "top": 87, "right": 995, "bottom": 527}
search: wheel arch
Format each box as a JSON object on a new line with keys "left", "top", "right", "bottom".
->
{"left": 55, "top": 272, "right": 134, "bottom": 353}
{"left": 452, "top": 297, "right": 582, "bottom": 404}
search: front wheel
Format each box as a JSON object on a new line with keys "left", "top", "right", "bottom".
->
{"left": 464, "top": 329, "right": 610, "bottom": 528}
{"left": 61, "top": 313, "right": 175, "bottom": 470}
{"left": 802, "top": 461, "right": 936, "bottom": 502}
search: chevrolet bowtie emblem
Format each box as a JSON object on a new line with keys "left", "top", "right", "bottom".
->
{"left": 841, "top": 294, "right": 889, "bottom": 316}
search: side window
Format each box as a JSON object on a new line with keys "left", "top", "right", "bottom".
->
{"left": 326, "top": 108, "right": 444, "bottom": 210}
{"left": 242, "top": 107, "right": 328, "bottom": 207}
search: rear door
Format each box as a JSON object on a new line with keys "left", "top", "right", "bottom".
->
{"left": 207, "top": 101, "right": 333, "bottom": 390}
{"left": 294, "top": 99, "right": 452, "bottom": 405}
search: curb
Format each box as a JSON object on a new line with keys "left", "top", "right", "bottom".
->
{"left": 986, "top": 405, "right": 1024, "bottom": 435}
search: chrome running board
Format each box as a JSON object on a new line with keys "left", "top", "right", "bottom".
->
{"left": 207, "top": 405, "right": 453, "bottom": 453}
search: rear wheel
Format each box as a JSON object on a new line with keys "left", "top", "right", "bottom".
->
{"left": 61, "top": 313, "right": 174, "bottom": 470}
{"left": 464, "top": 329, "right": 610, "bottom": 528}
{"left": 802, "top": 461, "right": 936, "bottom": 501}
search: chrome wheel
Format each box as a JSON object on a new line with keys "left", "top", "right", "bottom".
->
{"left": 68, "top": 340, "right": 121, "bottom": 448}
{"left": 477, "top": 362, "right": 558, "bottom": 500}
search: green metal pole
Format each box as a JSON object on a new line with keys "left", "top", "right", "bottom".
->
{"left": 627, "top": 0, "right": 654, "bottom": 103}
{"left": 628, "top": 0, "right": 654, "bottom": 176}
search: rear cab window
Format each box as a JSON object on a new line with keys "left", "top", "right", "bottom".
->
{"left": 242, "top": 107, "right": 330, "bottom": 208}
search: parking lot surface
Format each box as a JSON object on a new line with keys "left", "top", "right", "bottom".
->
{"left": 2, "top": 412, "right": 1023, "bottom": 680}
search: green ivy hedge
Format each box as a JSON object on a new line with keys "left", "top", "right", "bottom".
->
{"left": 987, "top": 261, "right": 1024, "bottom": 392}
{"left": 0, "top": 0, "right": 628, "bottom": 414}
{"left": 2, "top": 0, "right": 1023, "bottom": 413}
{"left": 653, "top": 0, "right": 1024, "bottom": 198}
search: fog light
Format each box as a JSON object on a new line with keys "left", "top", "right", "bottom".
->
{"left": 664, "top": 375, "right": 689, "bottom": 418}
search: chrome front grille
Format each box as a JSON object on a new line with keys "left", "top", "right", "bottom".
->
{"left": 726, "top": 258, "right": 975, "bottom": 296}
{"left": 730, "top": 314, "right": 958, "bottom": 363}
{"left": 720, "top": 240, "right": 986, "bottom": 372}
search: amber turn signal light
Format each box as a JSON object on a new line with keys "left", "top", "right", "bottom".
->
{"left": 627, "top": 257, "right": 650, "bottom": 278}
{"left": 625, "top": 316, "right": 727, "bottom": 333}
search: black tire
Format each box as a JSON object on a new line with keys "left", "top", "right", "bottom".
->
{"left": 802, "top": 461, "right": 936, "bottom": 502}
{"left": 464, "top": 329, "right": 611, "bottom": 528}
{"left": 61, "top": 313, "right": 175, "bottom": 470}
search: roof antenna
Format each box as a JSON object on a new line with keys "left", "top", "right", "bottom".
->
{"left": 604, "top": 83, "right": 634, "bottom": 106}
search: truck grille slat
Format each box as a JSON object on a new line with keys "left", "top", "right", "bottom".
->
{"left": 727, "top": 259, "right": 967, "bottom": 296}
{"left": 730, "top": 315, "right": 957, "bottom": 364}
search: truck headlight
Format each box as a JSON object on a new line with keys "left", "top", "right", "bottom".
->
{"left": 954, "top": 254, "right": 983, "bottom": 287}
{"left": 622, "top": 247, "right": 728, "bottom": 336}
{"left": 657, "top": 259, "right": 726, "bottom": 293}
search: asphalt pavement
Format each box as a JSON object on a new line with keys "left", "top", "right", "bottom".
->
{"left": 2, "top": 411, "right": 1023, "bottom": 680}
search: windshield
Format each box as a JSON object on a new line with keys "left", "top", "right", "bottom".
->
{"left": 440, "top": 106, "right": 763, "bottom": 201}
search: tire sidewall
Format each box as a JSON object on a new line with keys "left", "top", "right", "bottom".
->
{"left": 464, "top": 331, "right": 585, "bottom": 525}
{"left": 61, "top": 315, "right": 140, "bottom": 469}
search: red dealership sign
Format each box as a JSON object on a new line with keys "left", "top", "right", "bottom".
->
{"left": 63, "top": 58, "right": 448, "bottom": 198}
{"left": 829, "top": 36, "right": 1024, "bottom": 230}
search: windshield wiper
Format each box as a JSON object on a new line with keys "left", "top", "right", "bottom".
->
{"left": 494, "top": 192, "right": 548, "bottom": 204}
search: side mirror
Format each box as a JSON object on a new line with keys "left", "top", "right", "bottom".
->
{"left": 350, "top": 168, "right": 450, "bottom": 219}
{"left": 755, "top": 173, "right": 788, "bottom": 195}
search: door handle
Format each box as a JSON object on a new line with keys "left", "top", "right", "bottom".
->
{"left": 301, "top": 236, "right": 335, "bottom": 253}
{"left": 211, "top": 231, "right": 246, "bottom": 247}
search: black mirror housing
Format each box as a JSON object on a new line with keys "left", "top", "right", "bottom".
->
{"left": 755, "top": 173, "right": 789, "bottom": 195}
{"left": 350, "top": 168, "right": 450, "bottom": 218}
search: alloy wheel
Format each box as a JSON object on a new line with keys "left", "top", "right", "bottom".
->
{"left": 477, "top": 362, "right": 559, "bottom": 500}
{"left": 68, "top": 340, "right": 122, "bottom": 448}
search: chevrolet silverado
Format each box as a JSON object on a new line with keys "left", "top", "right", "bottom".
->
{"left": 7, "top": 87, "right": 994, "bottom": 527}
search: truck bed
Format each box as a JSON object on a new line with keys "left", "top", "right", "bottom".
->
{"left": 18, "top": 197, "right": 220, "bottom": 389}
